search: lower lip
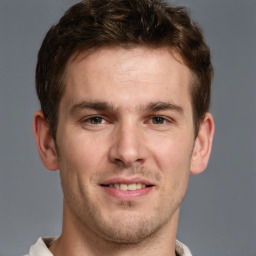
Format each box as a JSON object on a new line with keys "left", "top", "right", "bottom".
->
{"left": 102, "top": 186, "right": 153, "bottom": 201}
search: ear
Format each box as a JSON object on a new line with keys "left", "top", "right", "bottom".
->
{"left": 33, "top": 110, "right": 59, "bottom": 171}
{"left": 190, "top": 112, "right": 215, "bottom": 175}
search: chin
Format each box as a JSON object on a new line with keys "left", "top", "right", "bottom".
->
{"left": 88, "top": 208, "right": 174, "bottom": 244}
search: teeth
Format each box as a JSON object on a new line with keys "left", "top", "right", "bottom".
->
{"left": 136, "top": 183, "right": 142, "bottom": 189}
{"left": 128, "top": 184, "right": 137, "bottom": 190}
{"left": 120, "top": 184, "right": 128, "bottom": 191}
{"left": 108, "top": 183, "right": 147, "bottom": 190}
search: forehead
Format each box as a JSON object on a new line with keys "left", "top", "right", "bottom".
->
{"left": 62, "top": 47, "right": 192, "bottom": 110}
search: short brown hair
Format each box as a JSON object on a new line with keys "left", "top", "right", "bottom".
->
{"left": 36, "top": 0, "right": 213, "bottom": 140}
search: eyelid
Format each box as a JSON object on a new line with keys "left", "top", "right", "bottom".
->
{"left": 80, "top": 115, "right": 109, "bottom": 124}
{"left": 79, "top": 114, "right": 175, "bottom": 125}
{"left": 148, "top": 115, "right": 174, "bottom": 124}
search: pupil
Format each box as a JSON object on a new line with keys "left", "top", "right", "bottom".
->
{"left": 153, "top": 117, "right": 164, "bottom": 124}
{"left": 91, "top": 117, "right": 102, "bottom": 124}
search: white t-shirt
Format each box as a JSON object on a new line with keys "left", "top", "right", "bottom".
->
{"left": 24, "top": 237, "right": 192, "bottom": 256}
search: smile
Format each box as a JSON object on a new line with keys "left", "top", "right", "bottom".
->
{"left": 100, "top": 178, "right": 155, "bottom": 200}
{"left": 102, "top": 183, "right": 149, "bottom": 191}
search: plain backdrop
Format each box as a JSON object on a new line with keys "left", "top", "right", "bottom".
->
{"left": 0, "top": 0, "right": 255, "bottom": 255}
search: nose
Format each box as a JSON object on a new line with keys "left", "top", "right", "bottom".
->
{"left": 109, "top": 122, "right": 145, "bottom": 168}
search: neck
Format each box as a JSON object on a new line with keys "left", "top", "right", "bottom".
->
{"left": 50, "top": 201, "right": 180, "bottom": 256}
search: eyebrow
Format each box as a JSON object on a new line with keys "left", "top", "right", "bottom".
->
{"left": 70, "top": 100, "right": 183, "bottom": 114}
{"left": 144, "top": 102, "right": 183, "bottom": 114}
{"left": 70, "top": 100, "right": 115, "bottom": 113}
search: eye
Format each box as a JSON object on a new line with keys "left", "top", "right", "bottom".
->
{"left": 151, "top": 116, "right": 166, "bottom": 125}
{"left": 84, "top": 116, "right": 105, "bottom": 125}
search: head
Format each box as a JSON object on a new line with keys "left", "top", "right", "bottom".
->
{"left": 34, "top": 0, "right": 215, "bottom": 246}
{"left": 36, "top": 0, "right": 213, "bottom": 142}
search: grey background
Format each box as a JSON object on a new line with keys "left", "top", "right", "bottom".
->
{"left": 0, "top": 0, "right": 255, "bottom": 255}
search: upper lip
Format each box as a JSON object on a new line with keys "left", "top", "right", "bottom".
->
{"left": 100, "top": 177, "right": 155, "bottom": 186}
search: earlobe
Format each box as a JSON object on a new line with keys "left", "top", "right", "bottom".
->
{"left": 33, "top": 110, "right": 59, "bottom": 171}
{"left": 190, "top": 112, "right": 215, "bottom": 175}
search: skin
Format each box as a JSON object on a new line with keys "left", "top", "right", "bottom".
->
{"left": 34, "top": 47, "right": 214, "bottom": 256}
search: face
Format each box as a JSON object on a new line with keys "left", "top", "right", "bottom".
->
{"left": 56, "top": 47, "right": 196, "bottom": 243}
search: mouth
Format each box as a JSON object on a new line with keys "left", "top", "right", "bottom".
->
{"left": 99, "top": 179, "right": 155, "bottom": 201}
{"left": 101, "top": 183, "right": 153, "bottom": 191}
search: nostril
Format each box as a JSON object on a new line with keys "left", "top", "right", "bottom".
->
{"left": 114, "top": 158, "right": 126, "bottom": 167}
{"left": 113, "top": 157, "right": 144, "bottom": 168}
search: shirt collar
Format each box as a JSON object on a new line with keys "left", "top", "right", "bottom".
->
{"left": 28, "top": 237, "right": 192, "bottom": 256}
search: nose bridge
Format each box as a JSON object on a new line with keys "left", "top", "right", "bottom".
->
{"left": 109, "top": 118, "right": 144, "bottom": 167}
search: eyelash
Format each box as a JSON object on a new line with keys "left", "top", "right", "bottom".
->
{"left": 149, "top": 116, "right": 170, "bottom": 125}
{"left": 81, "top": 115, "right": 173, "bottom": 126}
{"left": 81, "top": 115, "right": 107, "bottom": 125}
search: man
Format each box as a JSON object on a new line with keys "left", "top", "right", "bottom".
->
{"left": 27, "top": 0, "right": 214, "bottom": 255}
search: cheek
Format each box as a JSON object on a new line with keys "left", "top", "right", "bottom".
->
{"left": 150, "top": 134, "right": 193, "bottom": 172}
{"left": 57, "top": 139, "right": 94, "bottom": 208}
{"left": 151, "top": 136, "right": 192, "bottom": 198}
{"left": 58, "top": 132, "right": 108, "bottom": 172}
